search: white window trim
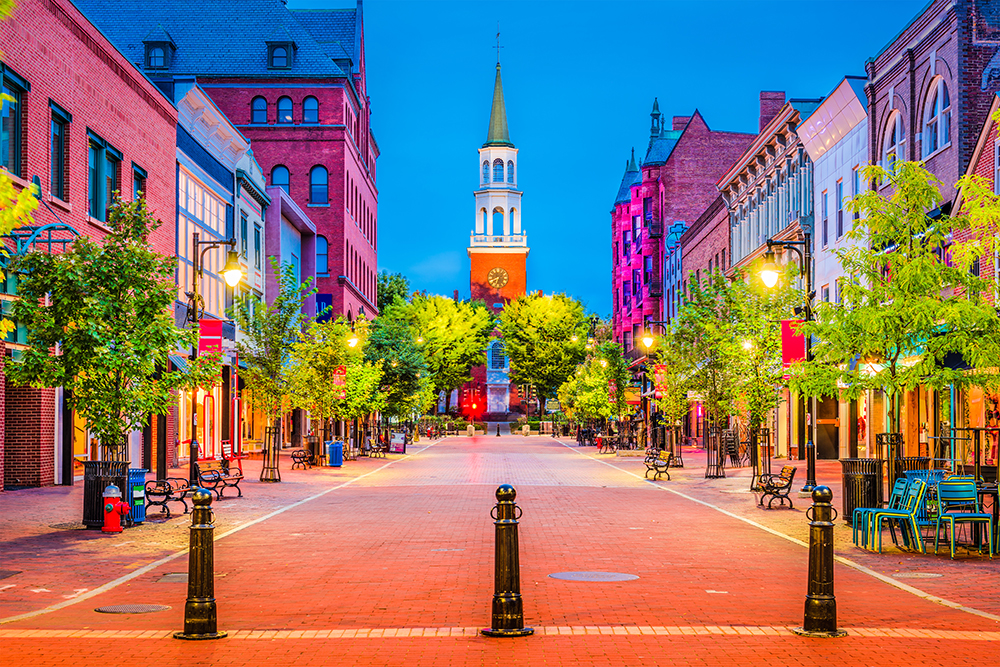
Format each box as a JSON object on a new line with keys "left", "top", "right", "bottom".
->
{"left": 922, "top": 78, "right": 951, "bottom": 159}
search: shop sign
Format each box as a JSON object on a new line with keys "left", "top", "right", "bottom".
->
{"left": 652, "top": 364, "right": 668, "bottom": 393}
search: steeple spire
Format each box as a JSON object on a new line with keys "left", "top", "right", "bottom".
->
{"left": 484, "top": 63, "right": 513, "bottom": 148}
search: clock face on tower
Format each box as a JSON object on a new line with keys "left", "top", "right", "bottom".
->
{"left": 487, "top": 267, "right": 509, "bottom": 288}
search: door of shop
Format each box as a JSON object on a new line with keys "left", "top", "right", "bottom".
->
{"left": 815, "top": 396, "right": 839, "bottom": 459}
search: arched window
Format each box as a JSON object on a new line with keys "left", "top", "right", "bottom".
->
{"left": 316, "top": 235, "right": 329, "bottom": 275}
{"left": 251, "top": 97, "right": 267, "bottom": 124}
{"left": 493, "top": 158, "right": 504, "bottom": 182}
{"left": 303, "top": 96, "right": 318, "bottom": 123}
{"left": 883, "top": 111, "right": 905, "bottom": 168}
{"left": 507, "top": 160, "right": 514, "bottom": 184}
{"left": 923, "top": 79, "right": 950, "bottom": 157}
{"left": 489, "top": 341, "right": 506, "bottom": 369}
{"left": 148, "top": 47, "right": 165, "bottom": 68}
{"left": 480, "top": 208, "right": 487, "bottom": 232}
{"left": 272, "top": 46, "right": 288, "bottom": 68}
{"left": 492, "top": 207, "right": 504, "bottom": 237}
{"left": 272, "top": 165, "right": 289, "bottom": 195}
{"left": 277, "top": 96, "right": 293, "bottom": 124}
{"left": 310, "top": 165, "right": 328, "bottom": 204}
{"left": 482, "top": 161, "right": 489, "bottom": 183}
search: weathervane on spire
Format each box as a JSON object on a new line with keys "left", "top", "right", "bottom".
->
{"left": 495, "top": 22, "right": 503, "bottom": 65}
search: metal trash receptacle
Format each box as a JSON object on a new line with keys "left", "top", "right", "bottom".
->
{"left": 327, "top": 441, "right": 343, "bottom": 467}
{"left": 128, "top": 469, "right": 148, "bottom": 525}
{"left": 840, "top": 458, "right": 883, "bottom": 523}
{"left": 83, "top": 461, "right": 129, "bottom": 528}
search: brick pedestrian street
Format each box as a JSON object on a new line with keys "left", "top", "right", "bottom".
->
{"left": 1, "top": 436, "right": 998, "bottom": 666}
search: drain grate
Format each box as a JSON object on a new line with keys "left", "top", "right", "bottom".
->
{"left": 96, "top": 604, "right": 171, "bottom": 614}
{"left": 891, "top": 572, "right": 943, "bottom": 579}
{"left": 157, "top": 573, "right": 188, "bottom": 583}
{"left": 548, "top": 571, "right": 638, "bottom": 582}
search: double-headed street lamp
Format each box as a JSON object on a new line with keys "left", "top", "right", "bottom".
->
{"left": 639, "top": 320, "right": 670, "bottom": 451}
{"left": 759, "top": 232, "right": 816, "bottom": 492}
{"left": 185, "top": 232, "right": 243, "bottom": 486}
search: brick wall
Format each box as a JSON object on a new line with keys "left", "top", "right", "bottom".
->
{"left": 759, "top": 92, "right": 786, "bottom": 131}
{"left": 681, "top": 197, "right": 729, "bottom": 288}
{"left": 0, "top": 0, "right": 177, "bottom": 489}
{"left": 0, "top": 354, "right": 5, "bottom": 491}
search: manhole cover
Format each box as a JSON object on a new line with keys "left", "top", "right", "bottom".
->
{"left": 157, "top": 573, "right": 188, "bottom": 583}
{"left": 548, "top": 571, "right": 638, "bottom": 582}
{"left": 49, "top": 522, "right": 87, "bottom": 530}
{"left": 891, "top": 572, "right": 943, "bottom": 579}
{"left": 95, "top": 604, "right": 171, "bottom": 614}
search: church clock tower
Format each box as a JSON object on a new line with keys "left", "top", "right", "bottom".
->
{"left": 469, "top": 62, "right": 527, "bottom": 312}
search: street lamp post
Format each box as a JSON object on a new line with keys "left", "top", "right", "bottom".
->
{"left": 760, "top": 232, "right": 815, "bottom": 492}
{"left": 185, "top": 232, "right": 243, "bottom": 486}
{"left": 640, "top": 321, "right": 669, "bottom": 452}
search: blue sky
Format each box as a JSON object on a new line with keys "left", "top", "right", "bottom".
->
{"left": 288, "top": 0, "right": 928, "bottom": 315}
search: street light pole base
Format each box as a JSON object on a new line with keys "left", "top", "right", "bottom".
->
{"left": 174, "top": 630, "right": 228, "bottom": 641}
{"left": 481, "top": 627, "right": 534, "bottom": 637}
{"left": 791, "top": 626, "right": 847, "bottom": 639}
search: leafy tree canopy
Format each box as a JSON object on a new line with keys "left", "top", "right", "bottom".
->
{"left": 364, "top": 314, "right": 428, "bottom": 418}
{"left": 559, "top": 341, "right": 628, "bottom": 421}
{"left": 377, "top": 270, "right": 411, "bottom": 312}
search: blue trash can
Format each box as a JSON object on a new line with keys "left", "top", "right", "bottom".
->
{"left": 128, "top": 468, "right": 148, "bottom": 525}
{"left": 327, "top": 441, "right": 343, "bottom": 467}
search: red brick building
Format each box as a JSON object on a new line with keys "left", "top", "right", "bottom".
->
{"left": 610, "top": 102, "right": 753, "bottom": 352}
{"left": 75, "top": 0, "right": 379, "bottom": 321}
{"left": 0, "top": 0, "right": 177, "bottom": 489}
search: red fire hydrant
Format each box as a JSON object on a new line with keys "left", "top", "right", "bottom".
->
{"left": 102, "top": 483, "right": 130, "bottom": 533}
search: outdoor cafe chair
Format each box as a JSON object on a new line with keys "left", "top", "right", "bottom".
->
{"left": 933, "top": 479, "right": 995, "bottom": 559}
{"left": 869, "top": 480, "right": 927, "bottom": 554}
{"left": 854, "top": 477, "right": 908, "bottom": 549}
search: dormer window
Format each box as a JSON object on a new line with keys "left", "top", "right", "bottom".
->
{"left": 148, "top": 47, "right": 165, "bottom": 68}
{"left": 143, "top": 42, "right": 173, "bottom": 69}
{"left": 267, "top": 42, "right": 295, "bottom": 70}
{"left": 271, "top": 46, "right": 287, "bottom": 68}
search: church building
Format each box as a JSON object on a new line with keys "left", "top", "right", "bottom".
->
{"left": 463, "top": 62, "right": 528, "bottom": 419}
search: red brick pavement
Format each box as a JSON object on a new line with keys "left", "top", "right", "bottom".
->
{"left": 1, "top": 436, "right": 998, "bottom": 666}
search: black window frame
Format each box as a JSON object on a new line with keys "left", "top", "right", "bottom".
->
{"left": 277, "top": 96, "right": 293, "bottom": 124}
{"left": 147, "top": 45, "right": 166, "bottom": 69}
{"left": 268, "top": 44, "right": 292, "bottom": 70}
{"left": 87, "top": 130, "right": 122, "bottom": 222}
{"left": 50, "top": 101, "right": 71, "bottom": 201}
{"left": 271, "top": 165, "right": 289, "bottom": 195}
{"left": 251, "top": 97, "right": 267, "bottom": 124}
{"left": 1, "top": 66, "right": 30, "bottom": 178}
{"left": 131, "top": 162, "right": 147, "bottom": 202}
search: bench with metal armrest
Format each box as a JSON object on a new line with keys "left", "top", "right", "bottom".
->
{"left": 757, "top": 465, "right": 797, "bottom": 509}
{"left": 644, "top": 450, "right": 673, "bottom": 481}
{"left": 196, "top": 459, "right": 244, "bottom": 499}
{"left": 144, "top": 478, "right": 193, "bottom": 517}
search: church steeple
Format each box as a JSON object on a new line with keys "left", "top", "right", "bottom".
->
{"left": 484, "top": 64, "right": 513, "bottom": 148}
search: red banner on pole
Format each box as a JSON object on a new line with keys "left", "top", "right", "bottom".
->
{"left": 608, "top": 379, "right": 617, "bottom": 404}
{"left": 332, "top": 365, "right": 347, "bottom": 399}
{"left": 652, "top": 364, "right": 668, "bottom": 393}
{"left": 198, "top": 319, "right": 224, "bottom": 356}
{"left": 781, "top": 319, "right": 805, "bottom": 368}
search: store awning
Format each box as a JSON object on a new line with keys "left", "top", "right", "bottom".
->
{"left": 168, "top": 354, "right": 188, "bottom": 372}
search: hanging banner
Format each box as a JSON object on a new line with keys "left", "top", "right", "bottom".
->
{"left": 652, "top": 364, "right": 668, "bottom": 393}
{"left": 624, "top": 387, "right": 641, "bottom": 406}
{"left": 608, "top": 379, "right": 617, "bottom": 404}
{"left": 781, "top": 319, "right": 805, "bottom": 367}
{"left": 198, "top": 319, "right": 223, "bottom": 356}
{"left": 332, "top": 364, "right": 347, "bottom": 399}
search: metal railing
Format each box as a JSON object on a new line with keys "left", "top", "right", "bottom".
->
{"left": 470, "top": 233, "right": 528, "bottom": 247}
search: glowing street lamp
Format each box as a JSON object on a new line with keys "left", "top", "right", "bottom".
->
{"left": 760, "top": 249, "right": 780, "bottom": 288}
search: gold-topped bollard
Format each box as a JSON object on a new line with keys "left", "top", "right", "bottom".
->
{"left": 793, "top": 486, "right": 847, "bottom": 638}
{"left": 482, "top": 484, "right": 533, "bottom": 637}
{"left": 174, "top": 488, "right": 227, "bottom": 640}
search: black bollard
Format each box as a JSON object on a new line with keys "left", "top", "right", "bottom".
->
{"left": 497, "top": 425, "right": 501, "bottom": 437}
{"left": 792, "top": 486, "right": 847, "bottom": 638}
{"left": 801, "top": 439, "right": 817, "bottom": 492}
{"left": 174, "top": 488, "right": 227, "bottom": 640}
{"left": 481, "top": 484, "right": 533, "bottom": 637}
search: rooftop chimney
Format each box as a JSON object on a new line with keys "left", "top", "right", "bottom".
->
{"left": 759, "top": 91, "right": 786, "bottom": 132}
{"left": 672, "top": 116, "right": 690, "bottom": 131}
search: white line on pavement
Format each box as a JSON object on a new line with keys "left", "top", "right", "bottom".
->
{"left": 555, "top": 440, "right": 1000, "bottom": 624}
{"left": 0, "top": 443, "right": 439, "bottom": 626}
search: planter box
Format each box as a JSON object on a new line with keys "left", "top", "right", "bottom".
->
{"left": 615, "top": 449, "right": 647, "bottom": 458}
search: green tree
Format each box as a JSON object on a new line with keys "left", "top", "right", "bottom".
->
{"left": 377, "top": 270, "right": 410, "bottom": 312}
{"left": 647, "top": 333, "right": 690, "bottom": 429}
{"left": 559, "top": 341, "right": 628, "bottom": 421}
{"left": 364, "top": 315, "right": 428, "bottom": 419}
{"left": 789, "top": 160, "right": 1000, "bottom": 439}
{"left": 231, "top": 257, "right": 314, "bottom": 441}
{"left": 9, "top": 196, "right": 220, "bottom": 449}
{"left": 398, "top": 294, "right": 493, "bottom": 411}
{"left": 498, "top": 293, "right": 589, "bottom": 411}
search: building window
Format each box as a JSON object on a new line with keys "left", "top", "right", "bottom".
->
{"left": 251, "top": 97, "right": 267, "bottom": 124}
{"left": 132, "top": 163, "right": 146, "bottom": 202}
{"left": 882, "top": 111, "right": 905, "bottom": 168}
{"left": 254, "top": 223, "right": 262, "bottom": 269}
{"left": 148, "top": 46, "right": 165, "bottom": 68}
{"left": 493, "top": 158, "right": 503, "bottom": 183}
{"left": 303, "top": 96, "right": 318, "bottom": 123}
{"left": 310, "top": 165, "right": 328, "bottom": 204}
{"left": 821, "top": 190, "right": 828, "bottom": 247}
{"left": 822, "top": 284, "right": 830, "bottom": 303}
{"left": 317, "top": 235, "right": 328, "bottom": 275}
{"left": 1, "top": 73, "right": 25, "bottom": 177}
{"left": 270, "top": 46, "right": 289, "bottom": 69}
{"left": 482, "top": 161, "right": 489, "bottom": 183}
{"left": 492, "top": 208, "right": 504, "bottom": 236}
{"left": 643, "top": 255, "right": 653, "bottom": 284}
{"left": 507, "top": 160, "right": 514, "bottom": 184}
{"left": 87, "top": 133, "right": 122, "bottom": 222}
{"left": 836, "top": 180, "right": 844, "bottom": 238}
{"left": 622, "top": 230, "right": 631, "bottom": 255}
{"left": 50, "top": 111, "right": 68, "bottom": 201}
{"left": 852, "top": 165, "right": 861, "bottom": 220}
{"left": 834, "top": 279, "right": 842, "bottom": 304}
{"left": 721, "top": 249, "right": 725, "bottom": 270}
{"left": 277, "top": 96, "right": 293, "bottom": 124}
{"left": 995, "top": 139, "right": 1000, "bottom": 196}
{"left": 272, "top": 165, "right": 289, "bottom": 194}
{"left": 923, "top": 79, "right": 950, "bottom": 157}
{"left": 240, "top": 212, "right": 248, "bottom": 259}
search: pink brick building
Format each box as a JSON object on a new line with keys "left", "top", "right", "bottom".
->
{"left": 0, "top": 0, "right": 178, "bottom": 489}
{"left": 610, "top": 102, "right": 753, "bottom": 352}
{"left": 75, "top": 0, "right": 379, "bottom": 321}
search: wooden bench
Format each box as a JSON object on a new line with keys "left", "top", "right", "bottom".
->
{"left": 644, "top": 450, "right": 674, "bottom": 481}
{"left": 144, "top": 477, "right": 192, "bottom": 517}
{"left": 757, "top": 465, "right": 797, "bottom": 509}
{"left": 197, "top": 459, "right": 244, "bottom": 499}
{"left": 291, "top": 449, "right": 311, "bottom": 469}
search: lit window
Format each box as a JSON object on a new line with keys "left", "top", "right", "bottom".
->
{"left": 303, "top": 96, "right": 318, "bottom": 123}
{"left": 883, "top": 112, "right": 905, "bottom": 168}
{"left": 272, "top": 165, "right": 289, "bottom": 195}
{"left": 277, "top": 97, "right": 293, "bottom": 124}
{"left": 317, "top": 235, "right": 329, "bottom": 275}
{"left": 923, "top": 79, "right": 950, "bottom": 157}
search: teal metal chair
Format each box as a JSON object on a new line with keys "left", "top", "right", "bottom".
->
{"left": 933, "top": 480, "right": 995, "bottom": 559}
{"left": 853, "top": 478, "right": 908, "bottom": 549}
{"left": 869, "top": 480, "right": 927, "bottom": 553}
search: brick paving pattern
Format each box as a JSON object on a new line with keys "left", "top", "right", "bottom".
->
{"left": 1, "top": 436, "right": 997, "bottom": 665}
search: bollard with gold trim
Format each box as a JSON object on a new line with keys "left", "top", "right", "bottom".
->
{"left": 481, "top": 484, "right": 533, "bottom": 637}
{"left": 174, "top": 488, "right": 227, "bottom": 640}
{"left": 793, "top": 486, "right": 847, "bottom": 638}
